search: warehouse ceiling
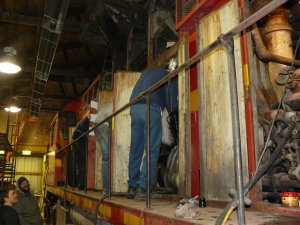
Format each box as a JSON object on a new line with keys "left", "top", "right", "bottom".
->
{"left": 0, "top": 0, "right": 177, "bottom": 115}
{"left": 0, "top": 0, "right": 300, "bottom": 116}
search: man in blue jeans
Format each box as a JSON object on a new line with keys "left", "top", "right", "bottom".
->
{"left": 94, "top": 101, "right": 113, "bottom": 196}
{"left": 72, "top": 117, "right": 90, "bottom": 190}
{"left": 128, "top": 67, "right": 178, "bottom": 199}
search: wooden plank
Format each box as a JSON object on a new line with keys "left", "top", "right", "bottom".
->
{"left": 112, "top": 71, "right": 141, "bottom": 192}
{"left": 198, "top": 0, "right": 248, "bottom": 200}
{"left": 178, "top": 34, "right": 191, "bottom": 197}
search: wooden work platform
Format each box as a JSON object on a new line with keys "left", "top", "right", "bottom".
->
{"left": 46, "top": 185, "right": 300, "bottom": 225}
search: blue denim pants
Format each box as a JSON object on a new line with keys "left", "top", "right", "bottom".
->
{"left": 94, "top": 123, "right": 111, "bottom": 194}
{"left": 128, "top": 103, "right": 162, "bottom": 191}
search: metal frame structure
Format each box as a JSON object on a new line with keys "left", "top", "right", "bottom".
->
{"left": 49, "top": 1, "right": 290, "bottom": 224}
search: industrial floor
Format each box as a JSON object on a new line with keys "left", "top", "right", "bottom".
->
{"left": 102, "top": 196, "right": 300, "bottom": 225}
{"left": 46, "top": 185, "right": 300, "bottom": 225}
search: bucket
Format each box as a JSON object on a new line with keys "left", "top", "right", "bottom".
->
{"left": 281, "top": 192, "right": 299, "bottom": 207}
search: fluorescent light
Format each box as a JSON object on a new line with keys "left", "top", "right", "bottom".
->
{"left": 22, "top": 150, "right": 31, "bottom": 155}
{"left": 0, "top": 150, "right": 5, "bottom": 155}
{"left": 4, "top": 106, "right": 21, "bottom": 112}
{"left": 0, "top": 62, "right": 21, "bottom": 74}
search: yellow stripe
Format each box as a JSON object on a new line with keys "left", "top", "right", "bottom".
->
{"left": 124, "top": 211, "right": 144, "bottom": 225}
{"left": 190, "top": 89, "right": 198, "bottom": 112}
{"left": 111, "top": 117, "right": 115, "bottom": 130}
{"left": 243, "top": 64, "right": 249, "bottom": 88}
{"left": 100, "top": 204, "right": 111, "bottom": 218}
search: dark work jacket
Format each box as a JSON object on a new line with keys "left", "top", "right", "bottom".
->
{"left": 166, "top": 76, "right": 178, "bottom": 113}
{"left": 13, "top": 189, "right": 43, "bottom": 225}
{"left": 72, "top": 117, "right": 90, "bottom": 140}
{"left": 130, "top": 67, "right": 168, "bottom": 109}
{"left": 0, "top": 205, "right": 21, "bottom": 225}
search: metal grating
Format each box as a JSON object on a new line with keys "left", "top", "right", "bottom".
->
{"left": 176, "top": 0, "right": 199, "bottom": 25}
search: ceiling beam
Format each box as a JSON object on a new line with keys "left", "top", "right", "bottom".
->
{"left": 22, "top": 66, "right": 93, "bottom": 78}
{"left": 16, "top": 94, "right": 74, "bottom": 101}
{"left": 0, "top": 12, "right": 80, "bottom": 32}
{"left": 71, "top": 77, "right": 79, "bottom": 97}
{"left": 58, "top": 79, "right": 66, "bottom": 97}
{"left": 104, "top": 0, "right": 146, "bottom": 15}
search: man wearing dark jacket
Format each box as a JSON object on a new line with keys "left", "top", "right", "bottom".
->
{"left": 13, "top": 176, "right": 43, "bottom": 225}
{"left": 72, "top": 116, "right": 90, "bottom": 190}
{"left": 127, "top": 67, "right": 178, "bottom": 199}
{"left": 0, "top": 187, "right": 21, "bottom": 225}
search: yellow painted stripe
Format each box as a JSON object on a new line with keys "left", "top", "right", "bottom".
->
{"left": 124, "top": 211, "right": 144, "bottom": 225}
{"left": 190, "top": 89, "right": 198, "bottom": 112}
{"left": 243, "top": 64, "right": 249, "bottom": 89}
{"left": 100, "top": 204, "right": 111, "bottom": 218}
{"left": 111, "top": 117, "right": 115, "bottom": 130}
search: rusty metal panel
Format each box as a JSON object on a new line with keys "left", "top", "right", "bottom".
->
{"left": 95, "top": 89, "right": 113, "bottom": 190}
{"left": 112, "top": 71, "right": 141, "bottom": 192}
{"left": 15, "top": 156, "right": 43, "bottom": 193}
{"left": 198, "top": 0, "right": 248, "bottom": 200}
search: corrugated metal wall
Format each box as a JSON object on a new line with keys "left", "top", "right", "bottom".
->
{"left": 15, "top": 156, "right": 43, "bottom": 193}
{"left": 198, "top": 0, "right": 249, "bottom": 200}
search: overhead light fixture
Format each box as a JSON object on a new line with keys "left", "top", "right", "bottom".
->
{"left": 22, "top": 150, "right": 31, "bottom": 155}
{"left": 5, "top": 106, "right": 21, "bottom": 113}
{"left": 4, "top": 97, "right": 21, "bottom": 113}
{"left": 0, "top": 47, "right": 21, "bottom": 74}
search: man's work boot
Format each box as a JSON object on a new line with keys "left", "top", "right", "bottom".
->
{"left": 134, "top": 187, "right": 146, "bottom": 200}
{"left": 127, "top": 186, "right": 136, "bottom": 199}
{"left": 134, "top": 187, "right": 163, "bottom": 200}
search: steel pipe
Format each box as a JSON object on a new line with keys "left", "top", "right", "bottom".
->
{"left": 251, "top": 23, "right": 300, "bottom": 66}
{"left": 146, "top": 95, "right": 151, "bottom": 208}
{"left": 108, "top": 122, "right": 112, "bottom": 199}
{"left": 220, "top": 37, "right": 245, "bottom": 225}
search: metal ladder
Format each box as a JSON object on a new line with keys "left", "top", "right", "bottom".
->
{"left": 0, "top": 112, "right": 19, "bottom": 189}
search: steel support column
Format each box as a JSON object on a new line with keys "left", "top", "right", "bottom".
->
{"left": 146, "top": 94, "right": 151, "bottom": 208}
{"left": 220, "top": 36, "right": 245, "bottom": 225}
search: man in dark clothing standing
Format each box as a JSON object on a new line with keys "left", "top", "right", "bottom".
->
{"left": 13, "top": 176, "right": 43, "bottom": 225}
{"left": 72, "top": 116, "right": 90, "bottom": 190}
{"left": 0, "top": 187, "right": 21, "bottom": 225}
{"left": 127, "top": 67, "right": 178, "bottom": 199}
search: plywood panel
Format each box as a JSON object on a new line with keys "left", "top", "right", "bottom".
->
{"left": 95, "top": 89, "right": 113, "bottom": 190}
{"left": 178, "top": 37, "right": 190, "bottom": 196}
{"left": 113, "top": 71, "right": 141, "bottom": 192}
{"left": 198, "top": 0, "right": 248, "bottom": 200}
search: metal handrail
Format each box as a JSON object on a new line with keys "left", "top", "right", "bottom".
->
{"left": 53, "top": 0, "right": 288, "bottom": 223}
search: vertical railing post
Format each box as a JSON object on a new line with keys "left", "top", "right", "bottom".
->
{"left": 85, "top": 135, "right": 88, "bottom": 193}
{"left": 146, "top": 95, "right": 151, "bottom": 208}
{"left": 108, "top": 120, "right": 112, "bottom": 199}
{"left": 72, "top": 144, "right": 75, "bottom": 191}
{"left": 220, "top": 36, "right": 245, "bottom": 225}
{"left": 65, "top": 148, "right": 67, "bottom": 189}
